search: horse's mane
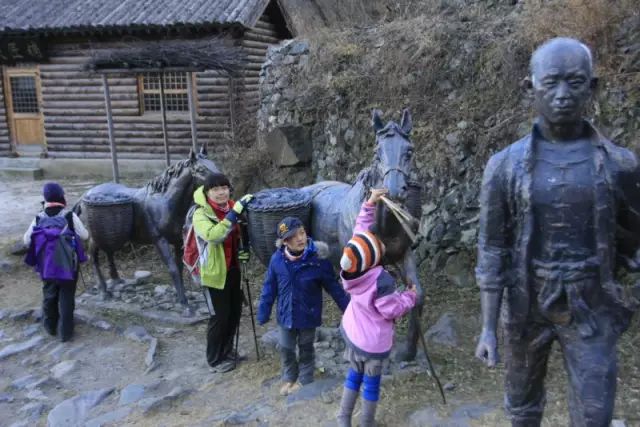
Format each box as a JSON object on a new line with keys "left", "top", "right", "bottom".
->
{"left": 145, "top": 158, "right": 193, "bottom": 193}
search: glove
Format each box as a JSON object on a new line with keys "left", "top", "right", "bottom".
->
{"left": 232, "top": 194, "right": 254, "bottom": 214}
{"left": 238, "top": 248, "right": 250, "bottom": 263}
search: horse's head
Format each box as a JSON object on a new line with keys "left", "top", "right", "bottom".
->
{"left": 188, "top": 142, "right": 220, "bottom": 186}
{"left": 368, "top": 109, "right": 414, "bottom": 202}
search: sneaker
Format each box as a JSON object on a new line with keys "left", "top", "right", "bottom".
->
{"left": 226, "top": 350, "right": 247, "bottom": 362}
{"left": 279, "top": 382, "right": 294, "bottom": 396}
{"left": 209, "top": 360, "right": 236, "bottom": 373}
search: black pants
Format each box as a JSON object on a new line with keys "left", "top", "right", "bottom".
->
{"left": 205, "top": 267, "right": 242, "bottom": 367}
{"left": 504, "top": 280, "right": 623, "bottom": 427}
{"left": 42, "top": 279, "right": 77, "bottom": 342}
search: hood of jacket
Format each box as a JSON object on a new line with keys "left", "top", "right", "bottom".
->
{"left": 340, "top": 266, "right": 383, "bottom": 295}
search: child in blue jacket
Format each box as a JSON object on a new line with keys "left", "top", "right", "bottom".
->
{"left": 257, "top": 216, "right": 349, "bottom": 396}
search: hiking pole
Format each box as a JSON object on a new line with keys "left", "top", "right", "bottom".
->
{"left": 233, "top": 313, "right": 241, "bottom": 369}
{"left": 394, "top": 268, "right": 447, "bottom": 405}
{"left": 238, "top": 218, "right": 260, "bottom": 361}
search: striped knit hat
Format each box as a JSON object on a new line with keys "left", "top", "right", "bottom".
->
{"left": 340, "top": 231, "right": 383, "bottom": 274}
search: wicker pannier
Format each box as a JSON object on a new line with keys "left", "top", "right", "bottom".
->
{"left": 82, "top": 193, "right": 134, "bottom": 254}
{"left": 245, "top": 188, "right": 312, "bottom": 267}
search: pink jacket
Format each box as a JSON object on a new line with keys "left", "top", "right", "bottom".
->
{"left": 340, "top": 202, "right": 416, "bottom": 358}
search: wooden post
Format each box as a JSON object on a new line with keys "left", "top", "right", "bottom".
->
{"left": 159, "top": 72, "right": 170, "bottom": 166}
{"left": 101, "top": 74, "right": 119, "bottom": 183}
{"left": 186, "top": 72, "right": 198, "bottom": 152}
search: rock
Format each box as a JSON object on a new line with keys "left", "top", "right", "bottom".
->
{"left": 47, "top": 387, "right": 115, "bottom": 427}
{"left": 223, "top": 399, "right": 274, "bottom": 425}
{"left": 0, "top": 309, "right": 7, "bottom": 320}
{"left": 10, "top": 240, "right": 28, "bottom": 255}
{"left": 446, "top": 131, "right": 460, "bottom": 146}
{"left": 50, "top": 360, "right": 78, "bottom": 379}
{"left": 612, "top": 420, "right": 627, "bottom": 427}
{"left": 288, "top": 41, "right": 309, "bottom": 55}
{"left": 145, "top": 337, "right": 158, "bottom": 368}
{"left": 444, "top": 382, "right": 456, "bottom": 391}
{"left": 10, "top": 374, "right": 38, "bottom": 390}
{"left": 19, "top": 402, "right": 47, "bottom": 419}
{"left": 93, "top": 320, "right": 112, "bottom": 331}
{"left": 118, "top": 384, "right": 147, "bottom": 405}
{"left": 0, "top": 392, "right": 15, "bottom": 403}
{"left": 0, "top": 257, "right": 17, "bottom": 273}
{"left": 263, "top": 125, "right": 312, "bottom": 167}
{"left": 134, "top": 270, "right": 152, "bottom": 283}
{"left": 260, "top": 327, "right": 279, "bottom": 350}
{"left": 31, "top": 308, "right": 43, "bottom": 323}
{"left": 23, "top": 323, "right": 40, "bottom": 338}
{"left": 443, "top": 251, "right": 473, "bottom": 287}
{"left": 85, "top": 407, "right": 133, "bottom": 427}
{"left": 425, "top": 313, "right": 458, "bottom": 347}
{"left": 137, "top": 386, "right": 191, "bottom": 414}
{"left": 155, "top": 327, "right": 178, "bottom": 337}
{"left": 25, "top": 389, "right": 47, "bottom": 401}
{"left": 154, "top": 285, "right": 170, "bottom": 297}
{"left": 9, "top": 309, "right": 34, "bottom": 322}
{"left": 409, "top": 407, "right": 442, "bottom": 426}
{"left": 123, "top": 326, "right": 152, "bottom": 343}
{"left": 286, "top": 378, "right": 341, "bottom": 406}
{"left": 0, "top": 335, "right": 44, "bottom": 360}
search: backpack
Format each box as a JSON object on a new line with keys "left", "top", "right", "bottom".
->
{"left": 24, "top": 210, "right": 87, "bottom": 281}
{"left": 182, "top": 205, "right": 208, "bottom": 284}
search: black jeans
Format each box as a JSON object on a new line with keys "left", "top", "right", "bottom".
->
{"left": 42, "top": 279, "right": 77, "bottom": 342}
{"left": 205, "top": 267, "right": 242, "bottom": 367}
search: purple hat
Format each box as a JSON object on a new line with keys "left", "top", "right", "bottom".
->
{"left": 43, "top": 182, "right": 66, "bottom": 205}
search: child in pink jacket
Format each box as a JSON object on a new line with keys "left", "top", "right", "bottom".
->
{"left": 337, "top": 188, "right": 417, "bottom": 427}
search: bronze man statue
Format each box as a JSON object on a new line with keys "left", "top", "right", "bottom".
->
{"left": 475, "top": 37, "right": 640, "bottom": 426}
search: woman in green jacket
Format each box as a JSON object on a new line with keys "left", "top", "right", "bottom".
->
{"left": 192, "top": 173, "right": 253, "bottom": 373}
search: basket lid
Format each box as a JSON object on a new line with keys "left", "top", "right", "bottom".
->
{"left": 83, "top": 186, "right": 133, "bottom": 206}
{"left": 247, "top": 188, "right": 311, "bottom": 213}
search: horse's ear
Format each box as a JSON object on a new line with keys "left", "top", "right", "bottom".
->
{"left": 372, "top": 109, "right": 384, "bottom": 133}
{"left": 189, "top": 148, "right": 197, "bottom": 162}
{"left": 199, "top": 142, "right": 208, "bottom": 158}
{"left": 400, "top": 109, "right": 412, "bottom": 135}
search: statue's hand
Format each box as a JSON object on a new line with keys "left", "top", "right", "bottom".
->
{"left": 475, "top": 329, "right": 499, "bottom": 368}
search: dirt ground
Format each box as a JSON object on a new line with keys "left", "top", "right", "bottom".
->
{"left": 1, "top": 177, "right": 639, "bottom": 426}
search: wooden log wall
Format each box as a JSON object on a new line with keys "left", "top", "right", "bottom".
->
{"left": 39, "top": 43, "right": 233, "bottom": 159}
{"left": 0, "top": 69, "right": 11, "bottom": 156}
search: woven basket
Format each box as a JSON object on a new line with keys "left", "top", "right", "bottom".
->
{"left": 82, "top": 195, "right": 134, "bottom": 253}
{"left": 405, "top": 181, "right": 423, "bottom": 220}
{"left": 246, "top": 188, "right": 312, "bottom": 266}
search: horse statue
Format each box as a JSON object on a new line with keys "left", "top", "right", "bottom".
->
{"left": 301, "top": 109, "right": 423, "bottom": 361}
{"left": 79, "top": 145, "right": 220, "bottom": 315}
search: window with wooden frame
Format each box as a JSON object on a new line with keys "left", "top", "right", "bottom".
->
{"left": 138, "top": 72, "right": 194, "bottom": 114}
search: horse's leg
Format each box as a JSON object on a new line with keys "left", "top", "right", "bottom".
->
{"left": 172, "top": 243, "right": 189, "bottom": 309}
{"left": 396, "top": 251, "right": 423, "bottom": 362}
{"left": 106, "top": 251, "right": 124, "bottom": 285}
{"left": 153, "top": 237, "right": 191, "bottom": 315}
{"left": 92, "top": 247, "right": 111, "bottom": 300}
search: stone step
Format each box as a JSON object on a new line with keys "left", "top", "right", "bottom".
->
{"left": 0, "top": 167, "right": 44, "bottom": 180}
{"left": 0, "top": 157, "right": 41, "bottom": 168}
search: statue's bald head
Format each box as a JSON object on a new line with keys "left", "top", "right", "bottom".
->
{"left": 530, "top": 37, "right": 593, "bottom": 88}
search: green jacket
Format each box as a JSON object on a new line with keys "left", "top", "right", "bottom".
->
{"left": 192, "top": 186, "right": 237, "bottom": 289}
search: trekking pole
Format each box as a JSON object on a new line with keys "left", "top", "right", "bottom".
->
{"left": 394, "top": 264, "right": 447, "bottom": 405}
{"left": 238, "top": 218, "right": 260, "bottom": 361}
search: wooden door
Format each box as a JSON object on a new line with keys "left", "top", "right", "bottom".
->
{"left": 3, "top": 67, "right": 45, "bottom": 147}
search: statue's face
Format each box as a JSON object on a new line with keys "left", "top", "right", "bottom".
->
{"left": 532, "top": 44, "right": 593, "bottom": 126}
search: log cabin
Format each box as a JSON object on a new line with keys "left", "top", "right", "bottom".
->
{"left": 0, "top": 0, "right": 293, "bottom": 163}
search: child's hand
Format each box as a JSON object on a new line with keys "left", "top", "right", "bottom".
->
{"left": 406, "top": 284, "right": 417, "bottom": 294}
{"left": 368, "top": 188, "right": 389, "bottom": 204}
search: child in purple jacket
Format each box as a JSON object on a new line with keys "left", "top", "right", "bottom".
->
{"left": 337, "top": 188, "right": 417, "bottom": 427}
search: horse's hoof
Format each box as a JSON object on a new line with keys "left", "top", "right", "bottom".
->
{"left": 394, "top": 343, "right": 417, "bottom": 362}
{"left": 181, "top": 306, "right": 195, "bottom": 318}
{"left": 100, "top": 291, "right": 113, "bottom": 301}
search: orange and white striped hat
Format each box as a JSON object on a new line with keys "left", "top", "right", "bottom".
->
{"left": 340, "top": 231, "right": 383, "bottom": 274}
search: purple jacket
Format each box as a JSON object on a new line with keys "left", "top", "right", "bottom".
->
{"left": 340, "top": 202, "right": 416, "bottom": 358}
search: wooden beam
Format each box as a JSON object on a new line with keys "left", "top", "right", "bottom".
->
{"left": 159, "top": 72, "right": 170, "bottom": 166}
{"left": 187, "top": 72, "right": 198, "bottom": 152}
{"left": 101, "top": 74, "right": 120, "bottom": 183}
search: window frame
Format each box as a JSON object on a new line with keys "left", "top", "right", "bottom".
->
{"left": 137, "top": 71, "right": 198, "bottom": 116}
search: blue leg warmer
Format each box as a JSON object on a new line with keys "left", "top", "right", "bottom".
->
{"left": 362, "top": 375, "right": 381, "bottom": 402}
{"left": 344, "top": 368, "right": 364, "bottom": 391}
